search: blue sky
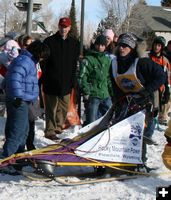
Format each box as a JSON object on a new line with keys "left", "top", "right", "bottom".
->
{"left": 50, "top": 0, "right": 161, "bottom": 24}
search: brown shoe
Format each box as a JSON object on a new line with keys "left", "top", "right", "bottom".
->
{"left": 45, "top": 133, "right": 60, "bottom": 141}
{"left": 55, "top": 130, "right": 62, "bottom": 134}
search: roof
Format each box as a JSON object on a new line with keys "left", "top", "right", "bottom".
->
{"left": 142, "top": 6, "right": 171, "bottom": 32}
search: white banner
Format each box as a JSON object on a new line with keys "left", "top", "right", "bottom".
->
{"left": 75, "top": 111, "right": 145, "bottom": 164}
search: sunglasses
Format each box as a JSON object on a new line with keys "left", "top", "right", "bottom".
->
{"left": 119, "top": 43, "right": 129, "bottom": 48}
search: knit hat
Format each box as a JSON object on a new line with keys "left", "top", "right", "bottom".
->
{"left": 103, "top": 29, "right": 115, "bottom": 41}
{"left": 5, "top": 31, "right": 20, "bottom": 40}
{"left": 118, "top": 33, "right": 137, "bottom": 49}
{"left": 0, "top": 32, "right": 20, "bottom": 47}
{"left": 94, "top": 35, "right": 107, "bottom": 46}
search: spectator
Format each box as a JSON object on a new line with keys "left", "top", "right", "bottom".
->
{"left": 18, "top": 34, "right": 42, "bottom": 150}
{"left": 103, "top": 29, "right": 116, "bottom": 60}
{"left": 149, "top": 36, "right": 171, "bottom": 125}
{"left": 79, "top": 34, "right": 113, "bottom": 124}
{"left": 0, "top": 39, "right": 21, "bottom": 116}
{"left": 2, "top": 40, "right": 50, "bottom": 157}
{"left": 42, "top": 17, "right": 80, "bottom": 140}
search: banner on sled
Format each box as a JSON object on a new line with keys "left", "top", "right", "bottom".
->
{"left": 75, "top": 111, "right": 145, "bottom": 164}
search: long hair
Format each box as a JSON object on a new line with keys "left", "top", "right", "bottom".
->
{"left": 18, "top": 34, "right": 33, "bottom": 48}
{"left": 106, "top": 41, "right": 116, "bottom": 54}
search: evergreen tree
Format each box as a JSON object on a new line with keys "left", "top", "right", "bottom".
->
{"left": 93, "top": 9, "right": 118, "bottom": 39}
{"left": 161, "top": 0, "right": 171, "bottom": 7}
{"left": 69, "top": 0, "right": 79, "bottom": 39}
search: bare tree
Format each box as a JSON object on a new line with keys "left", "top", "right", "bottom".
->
{"left": 120, "top": 0, "right": 147, "bottom": 35}
{"left": 0, "top": 0, "right": 26, "bottom": 36}
{"left": 83, "top": 21, "right": 96, "bottom": 48}
{"left": 100, "top": 0, "right": 139, "bottom": 34}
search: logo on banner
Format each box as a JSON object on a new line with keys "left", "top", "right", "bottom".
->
{"left": 129, "top": 125, "right": 142, "bottom": 146}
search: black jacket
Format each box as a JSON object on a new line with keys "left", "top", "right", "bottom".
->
{"left": 42, "top": 32, "right": 79, "bottom": 96}
{"left": 112, "top": 57, "right": 167, "bottom": 99}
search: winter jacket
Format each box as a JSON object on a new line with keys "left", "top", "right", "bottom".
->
{"left": 112, "top": 57, "right": 166, "bottom": 100}
{"left": 79, "top": 50, "right": 112, "bottom": 99}
{"left": 5, "top": 49, "right": 39, "bottom": 102}
{"left": 164, "top": 47, "right": 171, "bottom": 63}
{"left": 149, "top": 53, "right": 171, "bottom": 86}
{"left": 43, "top": 32, "right": 80, "bottom": 96}
{"left": 148, "top": 53, "right": 170, "bottom": 105}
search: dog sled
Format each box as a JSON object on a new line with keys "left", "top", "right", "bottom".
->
{"left": 0, "top": 95, "right": 158, "bottom": 185}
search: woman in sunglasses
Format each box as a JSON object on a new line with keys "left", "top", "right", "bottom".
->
{"left": 111, "top": 33, "right": 166, "bottom": 166}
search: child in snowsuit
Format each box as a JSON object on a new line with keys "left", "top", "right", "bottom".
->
{"left": 2, "top": 40, "right": 50, "bottom": 157}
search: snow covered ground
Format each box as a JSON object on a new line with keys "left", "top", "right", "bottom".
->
{"left": 0, "top": 116, "right": 171, "bottom": 200}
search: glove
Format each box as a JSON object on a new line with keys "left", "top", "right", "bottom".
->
{"left": 138, "top": 89, "right": 151, "bottom": 98}
{"left": 131, "top": 89, "right": 152, "bottom": 111}
{"left": 13, "top": 98, "right": 22, "bottom": 108}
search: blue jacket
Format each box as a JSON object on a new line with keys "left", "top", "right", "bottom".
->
{"left": 5, "top": 49, "right": 39, "bottom": 102}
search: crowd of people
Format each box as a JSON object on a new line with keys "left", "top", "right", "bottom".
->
{"left": 0, "top": 17, "right": 171, "bottom": 169}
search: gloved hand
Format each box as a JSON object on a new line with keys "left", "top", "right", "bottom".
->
{"left": 131, "top": 89, "right": 152, "bottom": 110}
{"left": 13, "top": 98, "right": 22, "bottom": 108}
{"left": 138, "top": 89, "right": 151, "bottom": 98}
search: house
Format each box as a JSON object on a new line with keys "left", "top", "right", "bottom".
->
{"left": 21, "top": 20, "right": 51, "bottom": 40}
{"left": 0, "top": 20, "right": 50, "bottom": 46}
{"left": 141, "top": 6, "right": 171, "bottom": 44}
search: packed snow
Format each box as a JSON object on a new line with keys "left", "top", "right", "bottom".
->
{"left": 0, "top": 115, "right": 171, "bottom": 200}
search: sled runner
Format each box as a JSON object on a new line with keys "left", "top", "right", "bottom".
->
{"left": 0, "top": 95, "right": 158, "bottom": 183}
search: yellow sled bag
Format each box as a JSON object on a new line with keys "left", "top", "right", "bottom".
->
{"left": 162, "top": 144, "right": 171, "bottom": 170}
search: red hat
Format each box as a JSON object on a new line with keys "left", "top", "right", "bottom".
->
{"left": 59, "top": 17, "right": 71, "bottom": 27}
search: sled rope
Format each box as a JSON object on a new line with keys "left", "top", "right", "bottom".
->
{"left": 0, "top": 127, "right": 111, "bottom": 167}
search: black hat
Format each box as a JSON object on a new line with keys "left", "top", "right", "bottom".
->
{"left": 94, "top": 35, "right": 107, "bottom": 46}
{"left": 153, "top": 36, "right": 166, "bottom": 47}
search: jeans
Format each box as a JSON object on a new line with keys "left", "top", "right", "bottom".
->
{"left": 3, "top": 99, "right": 29, "bottom": 157}
{"left": 86, "top": 97, "right": 112, "bottom": 124}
